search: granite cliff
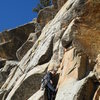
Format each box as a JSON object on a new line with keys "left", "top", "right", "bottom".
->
{"left": 0, "top": 0, "right": 100, "bottom": 100}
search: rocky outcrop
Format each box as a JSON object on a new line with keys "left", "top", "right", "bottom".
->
{"left": 5, "top": 63, "right": 48, "bottom": 100}
{"left": 2, "top": 60, "right": 18, "bottom": 72}
{"left": 52, "top": 0, "right": 68, "bottom": 9}
{"left": 16, "top": 33, "right": 38, "bottom": 60}
{"left": 37, "top": 6, "right": 58, "bottom": 28}
{"left": 0, "top": 0, "right": 100, "bottom": 100}
{"left": 56, "top": 72, "right": 97, "bottom": 100}
{"left": 57, "top": 48, "right": 88, "bottom": 86}
{"left": 57, "top": 0, "right": 67, "bottom": 9}
{"left": 0, "top": 61, "right": 17, "bottom": 92}
{"left": 0, "top": 60, "right": 18, "bottom": 88}
{"left": 0, "top": 22, "right": 35, "bottom": 60}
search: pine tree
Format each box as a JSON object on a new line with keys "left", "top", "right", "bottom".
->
{"left": 32, "top": 0, "right": 52, "bottom": 13}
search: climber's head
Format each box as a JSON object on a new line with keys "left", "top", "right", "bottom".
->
{"left": 49, "top": 68, "right": 57, "bottom": 75}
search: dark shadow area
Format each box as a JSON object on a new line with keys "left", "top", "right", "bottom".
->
{"left": 11, "top": 73, "right": 45, "bottom": 100}
{"left": 86, "top": 58, "right": 96, "bottom": 76}
{"left": 0, "top": 59, "right": 6, "bottom": 69}
{"left": 38, "top": 38, "right": 53, "bottom": 65}
{"left": 61, "top": 39, "right": 72, "bottom": 49}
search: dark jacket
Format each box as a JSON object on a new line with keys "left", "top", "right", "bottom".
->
{"left": 46, "top": 72, "right": 55, "bottom": 92}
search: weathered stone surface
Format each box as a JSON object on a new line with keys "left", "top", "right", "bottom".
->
{"left": 48, "top": 28, "right": 65, "bottom": 70}
{"left": 16, "top": 33, "right": 38, "bottom": 60}
{"left": 52, "top": 0, "right": 68, "bottom": 9}
{"left": 57, "top": 0, "right": 67, "bottom": 9}
{"left": 60, "top": 0, "right": 100, "bottom": 60}
{"left": 0, "top": 22, "right": 35, "bottom": 60}
{"left": 5, "top": 63, "right": 48, "bottom": 100}
{"left": 56, "top": 72, "right": 96, "bottom": 100}
{"left": 61, "top": 19, "right": 76, "bottom": 48}
{"left": 28, "top": 90, "right": 45, "bottom": 100}
{"left": 0, "top": 72, "right": 8, "bottom": 88}
{"left": 1, "top": 67, "right": 17, "bottom": 91}
{"left": 2, "top": 60, "right": 18, "bottom": 72}
{"left": 57, "top": 48, "right": 88, "bottom": 88}
{"left": 73, "top": 0, "right": 100, "bottom": 60}
{"left": 32, "top": 18, "right": 42, "bottom": 33}
{"left": 93, "top": 86, "right": 100, "bottom": 100}
{"left": 1, "top": 34, "right": 53, "bottom": 93}
{"left": 37, "top": 6, "right": 58, "bottom": 27}
{"left": 0, "top": 61, "right": 18, "bottom": 88}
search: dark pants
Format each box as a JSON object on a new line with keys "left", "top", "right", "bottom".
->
{"left": 46, "top": 82, "right": 56, "bottom": 100}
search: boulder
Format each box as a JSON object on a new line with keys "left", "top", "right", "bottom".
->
{"left": 37, "top": 6, "right": 58, "bottom": 27}
{"left": 0, "top": 22, "right": 35, "bottom": 60}
{"left": 56, "top": 72, "right": 97, "bottom": 100}
{"left": 61, "top": 19, "right": 76, "bottom": 48}
{"left": 16, "top": 33, "right": 38, "bottom": 60}
{"left": 57, "top": 48, "right": 88, "bottom": 87}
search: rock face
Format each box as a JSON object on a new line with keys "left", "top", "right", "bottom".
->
{"left": 37, "top": 6, "right": 58, "bottom": 28}
{"left": 57, "top": 48, "right": 88, "bottom": 86}
{"left": 0, "top": 60, "right": 18, "bottom": 88}
{"left": 5, "top": 63, "right": 48, "bottom": 100}
{"left": 56, "top": 72, "right": 96, "bottom": 100}
{"left": 52, "top": 0, "right": 68, "bottom": 9}
{"left": 0, "top": 22, "right": 35, "bottom": 60}
{"left": 93, "top": 86, "right": 100, "bottom": 100}
{"left": 0, "top": 0, "right": 100, "bottom": 100}
{"left": 16, "top": 33, "right": 38, "bottom": 60}
{"left": 57, "top": 0, "right": 68, "bottom": 9}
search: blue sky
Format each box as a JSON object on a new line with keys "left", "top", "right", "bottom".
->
{"left": 0, "top": 0, "right": 39, "bottom": 32}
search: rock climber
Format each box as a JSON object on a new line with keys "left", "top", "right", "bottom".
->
{"left": 41, "top": 68, "right": 57, "bottom": 100}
